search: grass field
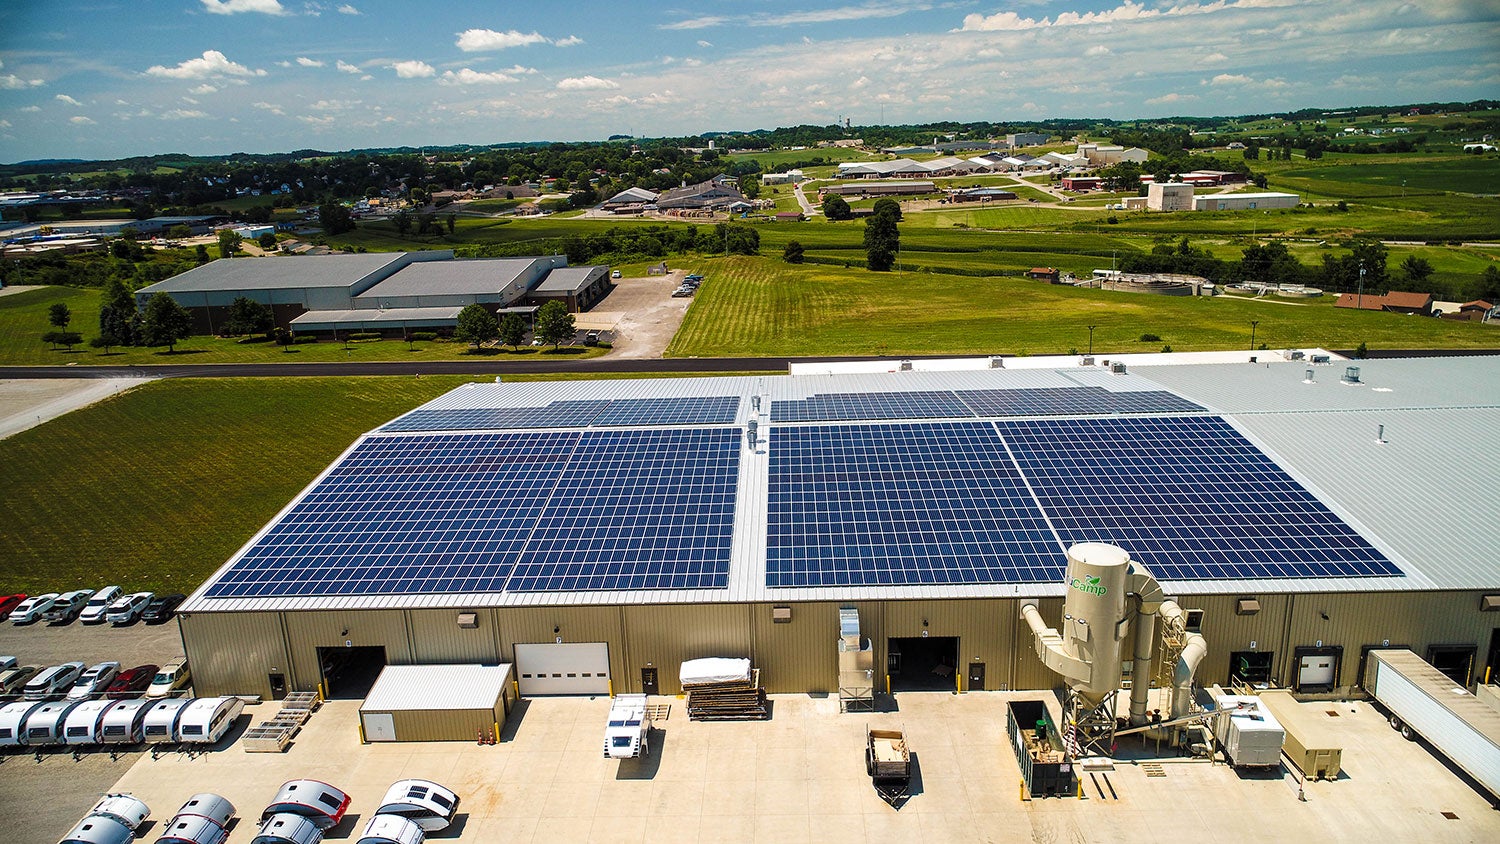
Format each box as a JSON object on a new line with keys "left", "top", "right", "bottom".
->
{"left": 724, "top": 147, "right": 879, "bottom": 169}
{"left": 0, "top": 286, "right": 608, "bottom": 366}
{"left": 667, "top": 256, "right": 1500, "bottom": 358}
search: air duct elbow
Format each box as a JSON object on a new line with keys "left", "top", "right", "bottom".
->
{"left": 1172, "top": 632, "right": 1208, "bottom": 719}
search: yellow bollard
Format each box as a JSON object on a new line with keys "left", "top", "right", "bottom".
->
{"left": 886, "top": 674, "right": 891, "bottom": 695}
{"left": 358, "top": 721, "right": 366, "bottom": 744}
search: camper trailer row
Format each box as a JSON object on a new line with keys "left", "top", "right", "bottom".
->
{"left": 251, "top": 778, "right": 459, "bottom": 844}
{"left": 0, "top": 695, "right": 242, "bottom": 750}
{"left": 59, "top": 792, "right": 237, "bottom": 844}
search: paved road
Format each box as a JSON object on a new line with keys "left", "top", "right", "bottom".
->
{"left": 792, "top": 182, "right": 817, "bottom": 216}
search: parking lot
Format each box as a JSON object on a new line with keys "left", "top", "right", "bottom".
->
{"left": 580, "top": 270, "right": 696, "bottom": 359}
{"left": 8, "top": 686, "right": 1496, "bottom": 844}
{"left": 0, "top": 617, "right": 187, "bottom": 843}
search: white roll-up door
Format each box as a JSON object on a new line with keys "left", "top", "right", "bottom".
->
{"left": 1299, "top": 655, "right": 1336, "bottom": 688}
{"left": 515, "top": 643, "right": 610, "bottom": 696}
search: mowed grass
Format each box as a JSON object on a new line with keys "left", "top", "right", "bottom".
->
{"left": 0, "top": 286, "right": 608, "bottom": 365}
{"left": 1277, "top": 157, "right": 1500, "bottom": 196}
{"left": 666, "top": 256, "right": 1500, "bottom": 358}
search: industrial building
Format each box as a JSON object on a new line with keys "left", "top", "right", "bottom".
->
{"left": 174, "top": 354, "right": 1500, "bottom": 709}
{"left": 819, "top": 181, "right": 937, "bottom": 198}
{"left": 135, "top": 252, "right": 610, "bottom": 335}
{"left": 1147, "top": 182, "right": 1196, "bottom": 211}
{"left": 1194, "top": 192, "right": 1300, "bottom": 211}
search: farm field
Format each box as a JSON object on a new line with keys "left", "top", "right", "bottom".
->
{"left": 666, "top": 256, "right": 1499, "bottom": 359}
{"left": 723, "top": 146, "right": 880, "bottom": 169}
{"left": 0, "top": 286, "right": 608, "bottom": 366}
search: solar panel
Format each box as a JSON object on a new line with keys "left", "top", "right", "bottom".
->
{"left": 203, "top": 431, "right": 578, "bottom": 598}
{"left": 506, "top": 428, "right": 741, "bottom": 591}
{"left": 770, "top": 390, "right": 974, "bottom": 423}
{"left": 592, "top": 396, "right": 740, "bottom": 427}
{"left": 766, "top": 422, "right": 1065, "bottom": 587}
{"left": 956, "top": 387, "right": 1204, "bottom": 417}
{"left": 997, "top": 416, "right": 1401, "bottom": 580}
{"left": 382, "top": 400, "right": 610, "bottom": 432}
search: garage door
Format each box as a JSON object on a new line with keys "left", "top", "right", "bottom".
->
{"left": 515, "top": 643, "right": 610, "bottom": 696}
{"left": 1299, "top": 655, "right": 1336, "bottom": 689}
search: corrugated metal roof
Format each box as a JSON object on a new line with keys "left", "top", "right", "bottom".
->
{"left": 289, "top": 306, "right": 463, "bottom": 326}
{"left": 359, "top": 257, "right": 544, "bottom": 298}
{"left": 534, "top": 266, "right": 605, "bottom": 293}
{"left": 360, "top": 664, "right": 512, "bottom": 711}
{"left": 180, "top": 358, "right": 1500, "bottom": 614}
{"left": 138, "top": 253, "right": 411, "bottom": 293}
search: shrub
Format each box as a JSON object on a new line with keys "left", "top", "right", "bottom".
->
{"left": 1106, "top": 215, "right": 1119, "bottom": 224}
{"left": 1161, "top": 344, "right": 1173, "bottom": 353}
{"left": 293, "top": 335, "right": 318, "bottom": 344}
{"left": 409, "top": 331, "right": 438, "bottom": 342}
{"left": 347, "top": 331, "right": 383, "bottom": 341}
{"left": 1139, "top": 333, "right": 1162, "bottom": 342}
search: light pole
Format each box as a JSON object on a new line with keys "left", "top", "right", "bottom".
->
{"left": 1357, "top": 262, "right": 1366, "bottom": 310}
{"left": 1087, "top": 325, "right": 1096, "bottom": 355}
{"left": 1250, "top": 320, "right": 1260, "bottom": 351}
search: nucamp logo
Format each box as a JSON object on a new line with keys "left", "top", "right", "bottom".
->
{"left": 1069, "top": 574, "right": 1107, "bottom": 596}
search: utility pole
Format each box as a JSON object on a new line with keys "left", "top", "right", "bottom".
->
{"left": 1357, "top": 262, "right": 1366, "bottom": 310}
{"left": 1087, "top": 325, "right": 1096, "bottom": 356}
{"left": 1250, "top": 320, "right": 1260, "bottom": 351}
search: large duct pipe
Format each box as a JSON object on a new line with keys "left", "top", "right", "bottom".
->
{"left": 1127, "top": 565, "right": 1165, "bottom": 725}
{"left": 1173, "top": 632, "right": 1208, "bottom": 719}
{"left": 1020, "top": 601, "right": 1092, "bottom": 688}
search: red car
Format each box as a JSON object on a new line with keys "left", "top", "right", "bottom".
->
{"left": 0, "top": 594, "right": 26, "bottom": 615}
{"left": 105, "top": 664, "right": 159, "bottom": 699}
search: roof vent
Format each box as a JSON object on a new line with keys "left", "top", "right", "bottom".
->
{"left": 456, "top": 612, "right": 478, "bottom": 629}
{"left": 746, "top": 417, "right": 759, "bottom": 449}
{"left": 1110, "top": 361, "right": 1127, "bottom": 374}
{"left": 1342, "top": 365, "right": 1361, "bottom": 384}
{"left": 1236, "top": 598, "right": 1261, "bottom": 616}
{"left": 1304, "top": 369, "right": 1315, "bottom": 383}
{"left": 1481, "top": 595, "right": 1500, "bottom": 612}
{"left": 989, "top": 356, "right": 1005, "bottom": 369}
{"left": 899, "top": 359, "right": 913, "bottom": 371}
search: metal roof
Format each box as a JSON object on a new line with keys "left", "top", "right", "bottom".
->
{"left": 533, "top": 266, "right": 605, "bottom": 294}
{"left": 138, "top": 253, "right": 412, "bottom": 293}
{"left": 180, "top": 356, "right": 1500, "bottom": 614}
{"left": 358, "top": 257, "right": 545, "bottom": 298}
{"left": 289, "top": 307, "right": 463, "bottom": 327}
{"left": 360, "top": 664, "right": 512, "bottom": 711}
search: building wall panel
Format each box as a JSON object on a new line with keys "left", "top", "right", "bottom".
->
{"left": 621, "top": 604, "right": 751, "bottom": 695}
{"left": 408, "top": 608, "right": 502, "bottom": 664}
{"left": 284, "top": 609, "right": 413, "bottom": 691}
{"left": 178, "top": 612, "right": 289, "bottom": 698}
{"left": 883, "top": 599, "right": 1014, "bottom": 693}
{"left": 496, "top": 607, "right": 626, "bottom": 691}
{"left": 384, "top": 705, "right": 502, "bottom": 743}
{"left": 750, "top": 601, "right": 845, "bottom": 694}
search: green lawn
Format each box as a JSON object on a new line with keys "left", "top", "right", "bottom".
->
{"left": 0, "top": 286, "right": 609, "bottom": 366}
{"left": 667, "top": 256, "right": 1500, "bottom": 358}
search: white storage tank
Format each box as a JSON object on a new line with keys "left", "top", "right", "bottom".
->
{"left": 1060, "top": 543, "right": 1132, "bottom": 704}
{"left": 142, "top": 698, "right": 191, "bottom": 743}
{"left": 252, "top": 813, "right": 325, "bottom": 844}
{"left": 24, "top": 699, "right": 82, "bottom": 745}
{"left": 177, "top": 696, "right": 244, "bottom": 744}
{"left": 64, "top": 699, "right": 117, "bottom": 745}
{"left": 100, "top": 699, "right": 153, "bottom": 745}
{"left": 356, "top": 815, "right": 425, "bottom": 844}
{"left": 87, "top": 794, "right": 150, "bottom": 830}
{"left": 374, "top": 779, "right": 458, "bottom": 831}
{"left": 1214, "top": 695, "right": 1285, "bottom": 767}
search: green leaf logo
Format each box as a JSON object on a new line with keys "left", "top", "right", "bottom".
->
{"left": 1086, "top": 576, "right": 1100, "bottom": 586}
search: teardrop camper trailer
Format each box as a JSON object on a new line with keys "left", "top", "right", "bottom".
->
{"left": 24, "top": 699, "right": 82, "bottom": 745}
{"left": 63, "top": 699, "right": 117, "bottom": 745}
{"left": 177, "top": 696, "right": 245, "bottom": 744}
{"left": 261, "top": 780, "right": 350, "bottom": 830}
{"left": 0, "top": 700, "right": 45, "bottom": 747}
{"left": 142, "top": 698, "right": 191, "bottom": 743}
{"left": 99, "top": 699, "right": 153, "bottom": 745}
{"left": 252, "top": 813, "right": 324, "bottom": 844}
{"left": 355, "top": 815, "right": 425, "bottom": 844}
{"left": 373, "top": 779, "right": 458, "bottom": 831}
{"left": 86, "top": 794, "right": 150, "bottom": 830}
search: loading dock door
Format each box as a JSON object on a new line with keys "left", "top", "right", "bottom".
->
{"left": 515, "top": 642, "right": 610, "bottom": 696}
{"left": 1298, "top": 655, "right": 1336, "bottom": 689}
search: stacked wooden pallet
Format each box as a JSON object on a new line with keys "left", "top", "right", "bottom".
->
{"left": 244, "top": 691, "right": 324, "bottom": 753}
{"left": 685, "top": 668, "right": 769, "bottom": 721}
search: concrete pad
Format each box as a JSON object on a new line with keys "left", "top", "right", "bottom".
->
{"left": 0, "top": 377, "right": 152, "bottom": 440}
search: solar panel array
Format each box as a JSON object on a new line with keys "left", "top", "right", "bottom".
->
{"left": 956, "top": 387, "right": 1204, "bottom": 417}
{"left": 383, "top": 395, "right": 739, "bottom": 432}
{"left": 205, "top": 427, "right": 741, "bottom": 598}
{"left": 766, "top": 423, "right": 1065, "bottom": 587}
{"left": 771, "top": 387, "right": 1203, "bottom": 423}
{"left": 997, "top": 416, "right": 1401, "bottom": 581}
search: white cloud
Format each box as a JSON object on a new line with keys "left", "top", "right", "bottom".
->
{"left": 456, "top": 29, "right": 550, "bottom": 51}
{"left": 659, "top": 16, "right": 728, "bottom": 30}
{"left": 296, "top": 57, "right": 325, "bottom": 67}
{"left": 1202, "top": 51, "right": 1229, "bottom": 63}
{"left": 69, "top": 116, "right": 95, "bottom": 125}
{"left": 392, "top": 60, "right": 435, "bottom": 78}
{"left": 253, "top": 101, "right": 285, "bottom": 115}
{"left": 1085, "top": 45, "right": 1111, "bottom": 57}
{"left": 958, "top": 0, "right": 1292, "bottom": 32}
{"left": 557, "top": 75, "right": 619, "bottom": 90}
{"left": 161, "top": 109, "right": 208, "bottom": 120}
{"left": 336, "top": 60, "right": 361, "bottom": 74}
{"left": 1146, "top": 92, "right": 1197, "bottom": 104}
{"left": 555, "top": 35, "right": 584, "bottom": 47}
{"left": 55, "top": 94, "right": 83, "bottom": 106}
{"left": 441, "top": 68, "right": 519, "bottom": 85}
{"left": 181, "top": 96, "right": 199, "bottom": 105}
{"left": 0, "top": 120, "right": 10, "bottom": 129}
{"left": 697, "top": 40, "right": 713, "bottom": 48}
{"left": 0, "top": 73, "right": 45, "bottom": 89}
{"left": 20, "top": 105, "right": 41, "bottom": 112}
{"left": 190, "top": 84, "right": 219, "bottom": 94}
{"left": 145, "top": 50, "right": 266, "bottom": 79}
{"left": 1209, "top": 73, "right": 1253, "bottom": 85}
{"left": 200, "top": 0, "right": 286, "bottom": 15}
{"left": 663, "top": 3, "right": 928, "bottom": 30}
{"left": 337, "top": 3, "right": 359, "bottom": 14}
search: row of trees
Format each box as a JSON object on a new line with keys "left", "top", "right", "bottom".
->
{"left": 453, "top": 301, "right": 576, "bottom": 350}
{"left": 41, "top": 286, "right": 195, "bottom": 354}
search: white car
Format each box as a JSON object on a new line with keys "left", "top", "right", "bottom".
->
{"left": 42, "top": 589, "right": 93, "bottom": 623}
{"left": 24, "top": 661, "right": 86, "bottom": 701}
{"left": 105, "top": 592, "right": 154, "bottom": 625}
{"left": 8, "top": 593, "right": 58, "bottom": 624}
{"left": 78, "top": 585, "right": 124, "bottom": 624}
{"left": 67, "top": 661, "right": 121, "bottom": 699}
{"left": 0, "top": 656, "right": 15, "bottom": 671}
{"left": 146, "top": 658, "right": 191, "bottom": 699}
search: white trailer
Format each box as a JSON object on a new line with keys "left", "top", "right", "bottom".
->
{"left": 356, "top": 815, "right": 425, "bottom": 844}
{"left": 603, "top": 693, "right": 651, "bottom": 759}
{"left": 177, "top": 696, "right": 245, "bottom": 744}
{"left": 1365, "top": 649, "right": 1500, "bottom": 804}
{"left": 143, "top": 698, "right": 191, "bottom": 743}
{"left": 100, "top": 699, "right": 153, "bottom": 745}
{"left": 0, "top": 700, "right": 45, "bottom": 747}
{"left": 63, "top": 699, "right": 117, "bottom": 745}
{"left": 1213, "top": 695, "right": 1285, "bottom": 768}
{"left": 86, "top": 794, "right": 150, "bottom": 830}
{"left": 374, "top": 779, "right": 458, "bottom": 831}
{"left": 24, "top": 699, "right": 82, "bottom": 745}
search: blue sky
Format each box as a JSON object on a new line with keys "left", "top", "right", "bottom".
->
{"left": 1, "top": 0, "right": 1497, "bottom": 161}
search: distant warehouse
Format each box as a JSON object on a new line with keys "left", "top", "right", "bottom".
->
{"left": 1194, "top": 192, "right": 1300, "bottom": 211}
{"left": 819, "top": 180, "right": 937, "bottom": 198}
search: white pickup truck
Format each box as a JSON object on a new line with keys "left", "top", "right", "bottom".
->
{"left": 603, "top": 694, "right": 652, "bottom": 759}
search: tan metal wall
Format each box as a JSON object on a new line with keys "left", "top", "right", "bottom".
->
{"left": 883, "top": 599, "right": 1015, "bottom": 693}
{"left": 495, "top": 606, "right": 626, "bottom": 690}
{"left": 621, "top": 603, "right": 751, "bottom": 695}
{"left": 749, "top": 601, "right": 844, "bottom": 694}
{"left": 409, "top": 608, "right": 503, "bottom": 664}
{"left": 178, "top": 611, "right": 290, "bottom": 699}
{"left": 283, "top": 609, "right": 413, "bottom": 691}
{"left": 379, "top": 700, "right": 504, "bottom": 743}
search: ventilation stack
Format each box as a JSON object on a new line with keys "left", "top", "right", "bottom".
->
{"left": 837, "top": 607, "right": 874, "bottom": 712}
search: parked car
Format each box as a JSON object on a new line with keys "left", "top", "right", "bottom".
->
{"left": 105, "top": 664, "right": 159, "bottom": 699}
{"left": 0, "top": 665, "right": 40, "bottom": 695}
{"left": 78, "top": 586, "right": 124, "bottom": 625}
{"left": 142, "top": 593, "right": 186, "bottom": 625}
{"left": 584, "top": 330, "right": 600, "bottom": 346}
{"left": 43, "top": 589, "right": 94, "bottom": 624}
{"left": 105, "top": 591, "right": 154, "bottom": 625}
{"left": 611, "top": 269, "right": 622, "bottom": 278}
{"left": 24, "top": 662, "right": 86, "bottom": 701}
{"left": 0, "top": 657, "right": 14, "bottom": 671}
{"left": 9, "top": 593, "right": 59, "bottom": 625}
{"left": 0, "top": 594, "right": 26, "bottom": 616}
{"left": 67, "top": 661, "right": 121, "bottom": 699}
{"left": 146, "top": 658, "right": 191, "bottom": 698}
{"left": 671, "top": 287, "right": 692, "bottom": 298}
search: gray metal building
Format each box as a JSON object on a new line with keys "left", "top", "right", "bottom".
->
{"left": 176, "top": 357, "right": 1500, "bottom": 702}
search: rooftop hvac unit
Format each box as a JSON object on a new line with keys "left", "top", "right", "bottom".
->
{"left": 1080, "top": 356, "right": 1094, "bottom": 367}
{"left": 989, "top": 356, "right": 1005, "bottom": 369}
{"left": 1342, "top": 366, "right": 1361, "bottom": 384}
{"left": 1110, "top": 361, "right": 1127, "bottom": 374}
{"left": 898, "top": 360, "right": 913, "bottom": 371}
